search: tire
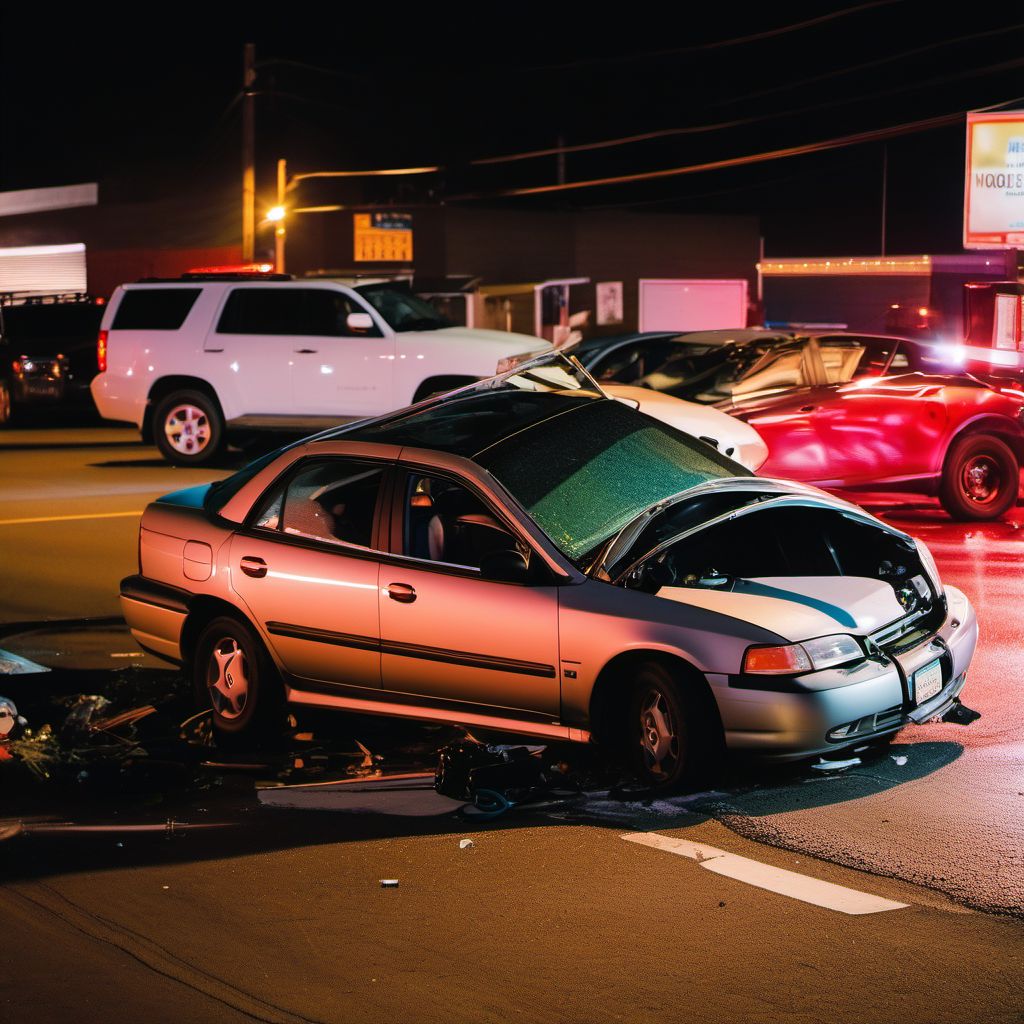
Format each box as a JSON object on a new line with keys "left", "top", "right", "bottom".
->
{"left": 153, "top": 388, "right": 224, "bottom": 466}
{"left": 939, "top": 433, "right": 1019, "bottom": 521}
{"left": 627, "top": 660, "right": 721, "bottom": 793}
{"left": 193, "top": 615, "right": 284, "bottom": 746}
{"left": 0, "top": 379, "right": 11, "bottom": 427}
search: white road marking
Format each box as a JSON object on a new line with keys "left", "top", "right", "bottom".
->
{"left": 621, "top": 832, "right": 908, "bottom": 915}
{"left": 0, "top": 510, "right": 143, "bottom": 526}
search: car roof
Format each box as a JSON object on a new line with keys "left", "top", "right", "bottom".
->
{"left": 326, "top": 388, "right": 602, "bottom": 458}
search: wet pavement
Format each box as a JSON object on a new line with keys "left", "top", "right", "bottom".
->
{"left": 3, "top": 429, "right": 1024, "bottom": 1021}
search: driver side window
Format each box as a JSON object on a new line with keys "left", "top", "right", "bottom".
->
{"left": 402, "top": 472, "right": 528, "bottom": 571}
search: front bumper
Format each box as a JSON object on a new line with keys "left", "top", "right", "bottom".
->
{"left": 713, "top": 585, "right": 977, "bottom": 761}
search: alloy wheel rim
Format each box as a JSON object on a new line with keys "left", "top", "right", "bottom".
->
{"left": 639, "top": 688, "right": 681, "bottom": 780}
{"left": 207, "top": 637, "right": 249, "bottom": 720}
{"left": 961, "top": 455, "right": 1001, "bottom": 505}
{"left": 165, "top": 404, "right": 210, "bottom": 455}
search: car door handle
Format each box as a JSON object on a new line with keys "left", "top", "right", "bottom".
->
{"left": 385, "top": 582, "right": 416, "bottom": 603}
{"left": 240, "top": 556, "right": 268, "bottom": 579}
{"left": 800, "top": 404, "right": 816, "bottom": 413}
{"left": 294, "top": 348, "right": 318, "bottom": 354}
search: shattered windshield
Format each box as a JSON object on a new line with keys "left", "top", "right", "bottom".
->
{"left": 355, "top": 284, "right": 450, "bottom": 332}
{"left": 478, "top": 399, "right": 750, "bottom": 562}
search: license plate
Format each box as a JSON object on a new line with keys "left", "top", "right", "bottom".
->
{"left": 914, "top": 658, "right": 943, "bottom": 704}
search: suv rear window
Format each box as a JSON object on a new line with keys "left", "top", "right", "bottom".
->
{"left": 112, "top": 289, "right": 201, "bottom": 330}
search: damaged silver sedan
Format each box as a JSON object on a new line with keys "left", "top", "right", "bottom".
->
{"left": 120, "top": 354, "right": 977, "bottom": 791}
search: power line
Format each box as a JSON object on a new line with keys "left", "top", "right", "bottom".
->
{"left": 526, "top": 0, "right": 902, "bottom": 70}
{"left": 449, "top": 111, "right": 964, "bottom": 200}
{"left": 711, "top": 23, "right": 1024, "bottom": 107}
{"left": 471, "top": 56, "right": 1024, "bottom": 167}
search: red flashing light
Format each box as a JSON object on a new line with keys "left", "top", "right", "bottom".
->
{"left": 94, "top": 296, "right": 106, "bottom": 305}
{"left": 97, "top": 329, "right": 108, "bottom": 373}
{"left": 187, "top": 262, "right": 275, "bottom": 274}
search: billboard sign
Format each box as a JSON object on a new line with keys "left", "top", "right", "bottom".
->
{"left": 353, "top": 212, "right": 413, "bottom": 262}
{"left": 964, "top": 111, "right": 1024, "bottom": 249}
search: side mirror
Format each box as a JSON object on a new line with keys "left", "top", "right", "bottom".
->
{"left": 346, "top": 312, "right": 375, "bottom": 333}
{"left": 480, "top": 549, "right": 530, "bottom": 584}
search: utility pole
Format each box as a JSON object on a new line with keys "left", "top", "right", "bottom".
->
{"left": 242, "top": 43, "right": 256, "bottom": 263}
{"left": 275, "top": 158, "right": 287, "bottom": 273}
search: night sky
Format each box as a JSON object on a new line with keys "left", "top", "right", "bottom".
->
{"left": 3, "top": 3, "right": 1024, "bottom": 256}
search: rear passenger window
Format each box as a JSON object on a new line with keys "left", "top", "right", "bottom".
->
{"left": 253, "top": 459, "right": 385, "bottom": 550}
{"left": 112, "top": 289, "right": 201, "bottom": 330}
{"left": 216, "top": 288, "right": 380, "bottom": 337}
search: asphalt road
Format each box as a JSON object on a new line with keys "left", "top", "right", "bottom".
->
{"left": 1, "top": 425, "right": 1023, "bottom": 1022}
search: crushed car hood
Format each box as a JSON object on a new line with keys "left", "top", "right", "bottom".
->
{"left": 656, "top": 575, "right": 906, "bottom": 641}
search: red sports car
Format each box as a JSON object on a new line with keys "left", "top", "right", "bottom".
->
{"left": 728, "top": 373, "right": 1024, "bottom": 520}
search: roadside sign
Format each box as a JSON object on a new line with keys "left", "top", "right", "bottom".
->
{"left": 354, "top": 212, "right": 413, "bottom": 262}
{"left": 964, "top": 111, "right": 1024, "bottom": 249}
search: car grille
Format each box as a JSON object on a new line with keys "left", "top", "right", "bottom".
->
{"left": 869, "top": 601, "right": 946, "bottom": 657}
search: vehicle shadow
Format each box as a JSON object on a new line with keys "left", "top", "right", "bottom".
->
{"left": 0, "top": 666, "right": 966, "bottom": 885}
{"left": 0, "top": 439, "right": 145, "bottom": 452}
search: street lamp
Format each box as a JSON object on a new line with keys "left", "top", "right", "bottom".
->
{"left": 267, "top": 158, "right": 440, "bottom": 274}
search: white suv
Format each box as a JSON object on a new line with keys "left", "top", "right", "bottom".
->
{"left": 91, "top": 275, "right": 550, "bottom": 465}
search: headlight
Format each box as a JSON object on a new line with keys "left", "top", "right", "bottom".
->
{"left": 743, "top": 634, "right": 863, "bottom": 675}
{"left": 914, "top": 538, "right": 944, "bottom": 597}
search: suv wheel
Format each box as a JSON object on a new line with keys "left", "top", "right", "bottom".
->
{"left": 939, "top": 433, "right": 1019, "bottom": 521}
{"left": 628, "top": 661, "right": 719, "bottom": 793}
{"left": 194, "top": 615, "right": 284, "bottom": 745}
{"left": 153, "top": 389, "right": 224, "bottom": 466}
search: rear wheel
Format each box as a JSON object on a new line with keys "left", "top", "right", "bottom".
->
{"left": 939, "top": 433, "right": 1019, "bottom": 521}
{"left": 193, "top": 615, "right": 284, "bottom": 745}
{"left": 627, "top": 661, "right": 721, "bottom": 793}
{"left": 153, "top": 389, "right": 224, "bottom": 466}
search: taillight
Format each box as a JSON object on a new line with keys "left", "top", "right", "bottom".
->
{"left": 97, "top": 329, "right": 108, "bottom": 372}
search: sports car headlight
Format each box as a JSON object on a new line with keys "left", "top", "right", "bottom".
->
{"left": 743, "top": 634, "right": 863, "bottom": 675}
{"left": 914, "top": 538, "right": 944, "bottom": 598}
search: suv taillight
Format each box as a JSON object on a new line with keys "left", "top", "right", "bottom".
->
{"left": 97, "top": 329, "right": 108, "bottom": 372}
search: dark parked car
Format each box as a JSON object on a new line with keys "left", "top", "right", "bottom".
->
{"left": 0, "top": 294, "right": 106, "bottom": 422}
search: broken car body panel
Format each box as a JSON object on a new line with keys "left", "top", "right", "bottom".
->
{"left": 120, "top": 351, "right": 978, "bottom": 761}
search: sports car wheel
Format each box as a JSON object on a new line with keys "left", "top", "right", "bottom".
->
{"left": 627, "top": 661, "right": 719, "bottom": 793}
{"left": 153, "top": 389, "right": 224, "bottom": 466}
{"left": 193, "top": 615, "right": 284, "bottom": 744}
{"left": 939, "top": 433, "right": 1019, "bottom": 521}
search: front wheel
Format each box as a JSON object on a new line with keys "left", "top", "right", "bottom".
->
{"left": 193, "top": 615, "right": 284, "bottom": 745}
{"left": 939, "top": 433, "right": 1019, "bottom": 521}
{"left": 153, "top": 389, "right": 224, "bottom": 466}
{"left": 627, "top": 661, "right": 721, "bottom": 793}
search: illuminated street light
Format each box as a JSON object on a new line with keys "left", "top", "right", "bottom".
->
{"left": 266, "top": 205, "right": 286, "bottom": 222}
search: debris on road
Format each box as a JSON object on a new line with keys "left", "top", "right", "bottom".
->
{"left": 380, "top": 879, "right": 399, "bottom": 888}
{"left": 810, "top": 757, "right": 862, "bottom": 772}
{"left": 891, "top": 755, "right": 909, "bottom": 766}
{"left": 459, "top": 839, "right": 474, "bottom": 850}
